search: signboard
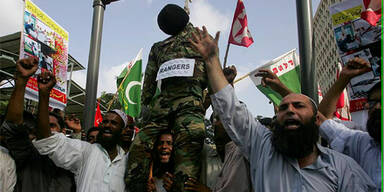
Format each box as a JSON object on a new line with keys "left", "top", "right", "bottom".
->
{"left": 20, "top": 0, "right": 68, "bottom": 109}
{"left": 330, "top": 0, "right": 381, "bottom": 112}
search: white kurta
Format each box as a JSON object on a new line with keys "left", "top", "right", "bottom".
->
{"left": 33, "top": 133, "right": 128, "bottom": 192}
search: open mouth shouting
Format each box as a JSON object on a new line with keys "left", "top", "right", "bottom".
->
{"left": 283, "top": 119, "right": 301, "bottom": 130}
{"left": 102, "top": 129, "right": 113, "bottom": 137}
{"left": 159, "top": 150, "right": 171, "bottom": 163}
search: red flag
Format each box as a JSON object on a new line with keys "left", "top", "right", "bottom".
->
{"left": 94, "top": 101, "right": 103, "bottom": 127}
{"left": 228, "top": 0, "right": 254, "bottom": 47}
{"left": 334, "top": 63, "right": 351, "bottom": 121}
{"left": 361, "top": 0, "right": 382, "bottom": 26}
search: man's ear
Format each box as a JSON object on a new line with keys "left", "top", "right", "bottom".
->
{"left": 315, "top": 111, "right": 326, "bottom": 127}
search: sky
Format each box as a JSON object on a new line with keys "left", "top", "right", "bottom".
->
{"left": 1, "top": 0, "right": 321, "bottom": 118}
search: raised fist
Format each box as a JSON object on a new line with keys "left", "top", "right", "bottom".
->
{"left": 37, "top": 71, "right": 56, "bottom": 96}
{"left": 16, "top": 57, "right": 39, "bottom": 80}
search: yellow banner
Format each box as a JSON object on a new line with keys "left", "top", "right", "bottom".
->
{"left": 331, "top": 5, "right": 362, "bottom": 26}
{"left": 25, "top": 0, "right": 68, "bottom": 41}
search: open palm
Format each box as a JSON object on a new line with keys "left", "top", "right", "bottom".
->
{"left": 189, "top": 26, "right": 220, "bottom": 60}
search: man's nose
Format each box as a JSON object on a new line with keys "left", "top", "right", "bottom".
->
{"left": 286, "top": 104, "right": 295, "bottom": 113}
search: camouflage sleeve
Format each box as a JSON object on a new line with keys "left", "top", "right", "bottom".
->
{"left": 141, "top": 44, "right": 159, "bottom": 106}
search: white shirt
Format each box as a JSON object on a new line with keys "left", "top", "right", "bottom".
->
{"left": 33, "top": 133, "right": 128, "bottom": 192}
{"left": 0, "top": 146, "right": 16, "bottom": 192}
{"left": 154, "top": 177, "right": 167, "bottom": 192}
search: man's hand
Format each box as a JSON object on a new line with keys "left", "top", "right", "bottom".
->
{"left": 340, "top": 57, "right": 371, "bottom": 80}
{"left": 65, "top": 114, "right": 82, "bottom": 133}
{"left": 223, "top": 65, "right": 237, "bottom": 85}
{"left": 318, "top": 57, "right": 371, "bottom": 119}
{"left": 189, "top": 26, "right": 220, "bottom": 60}
{"left": 37, "top": 71, "right": 56, "bottom": 96}
{"left": 255, "top": 69, "right": 292, "bottom": 97}
{"left": 16, "top": 57, "right": 39, "bottom": 81}
{"left": 147, "top": 177, "right": 156, "bottom": 192}
{"left": 163, "top": 172, "right": 174, "bottom": 191}
{"left": 184, "top": 177, "right": 212, "bottom": 192}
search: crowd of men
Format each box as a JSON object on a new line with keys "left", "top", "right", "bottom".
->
{"left": 0, "top": 4, "right": 381, "bottom": 192}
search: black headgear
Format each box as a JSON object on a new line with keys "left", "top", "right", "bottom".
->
{"left": 157, "top": 4, "right": 189, "bottom": 36}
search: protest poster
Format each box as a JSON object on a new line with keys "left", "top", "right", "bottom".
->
{"left": 20, "top": 0, "right": 68, "bottom": 110}
{"left": 330, "top": 0, "right": 381, "bottom": 112}
{"left": 249, "top": 49, "right": 301, "bottom": 105}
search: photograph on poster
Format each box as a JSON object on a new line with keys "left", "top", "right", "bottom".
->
{"left": 334, "top": 19, "right": 381, "bottom": 56}
{"left": 341, "top": 49, "right": 379, "bottom": 98}
{"left": 24, "top": 36, "right": 41, "bottom": 57}
{"left": 23, "top": 11, "right": 37, "bottom": 39}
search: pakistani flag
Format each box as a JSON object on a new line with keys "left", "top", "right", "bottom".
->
{"left": 117, "top": 49, "right": 143, "bottom": 117}
{"left": 249, "top": 49, "right": 301, "bottom": 105}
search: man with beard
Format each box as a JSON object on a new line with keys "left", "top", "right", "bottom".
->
{"left": 317, "top": 57, "right": 381, "bottom": 191}
{"left": 32, "top": 69, "right": 129, "bottom": 192}
{"left": 188, "top": 26, "right": 376, "bottom": 191}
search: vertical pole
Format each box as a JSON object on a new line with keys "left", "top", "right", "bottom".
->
{"left": 295, "top": 0, "right": 317, "bottom": 103}
{"left": 83, "top": 0, "right": 105, "bottom": 131}
{"left": 223, "top": 42, "right": 230, "bottom": 68}
{"left": 67, "top": 59, "right": 75, "bottom": 100}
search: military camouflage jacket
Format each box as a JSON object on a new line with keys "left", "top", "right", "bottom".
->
{"left": 142, "top": 23, "right": 208, "bottom": 106}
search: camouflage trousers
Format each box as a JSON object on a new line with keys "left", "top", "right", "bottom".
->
{"left": 125, "top": 99, "right": 205, "bottom": 192}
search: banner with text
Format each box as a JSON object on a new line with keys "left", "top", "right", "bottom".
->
{"left": 249, "top": 49, "right": 301, "bottom": 105}
{"left": 330, "top": 0, "right": 381, "bottom": 112}
{"left": 20, "top": 0, "right": 68, "bottom": 110}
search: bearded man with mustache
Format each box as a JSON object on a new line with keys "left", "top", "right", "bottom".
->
{"left": 318, "top": 57, "right": 381, "bottom": 191}
{"left": 189, "top": 26, "right": 377, "bottom": 191}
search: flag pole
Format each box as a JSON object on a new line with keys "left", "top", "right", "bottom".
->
{"left": 223, "top": 42, "right": 230, "bottom": 68}
{"left": 233, "top": 72, "right": 250, "bottom": 84}
{"left": 107, "top": 67, "right": 132, "bottom": 111}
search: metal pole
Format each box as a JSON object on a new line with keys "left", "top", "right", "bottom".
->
{"left": 295, "top": 0, "right": 317, "bottom": 103}
{"left": 67, "top": 60, "right": 75, "bottom": 99}
{"left": 83, "top": 0, "right": 106, "bottom": 131}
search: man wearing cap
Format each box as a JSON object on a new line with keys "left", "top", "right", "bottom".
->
{"left": 188, "top": 26, "right": 376, "bottom": 191}
{"left": 33, "top": 71, "right": 129, "bottom": 192}
{"left": 126, "top": 4, "right": 207, "bottom": 191}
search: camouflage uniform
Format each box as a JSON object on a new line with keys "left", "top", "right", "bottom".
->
{"left": 125, "top": 23, "right": 207, "bottom": 191}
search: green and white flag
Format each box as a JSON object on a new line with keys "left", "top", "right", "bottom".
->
{"left": 117, "top": 49, "right": 143, "bottom": 117}
{"left": 249, "top": 49, "right": 301, "bottom": 105}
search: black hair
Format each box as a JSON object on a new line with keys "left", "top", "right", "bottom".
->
{"left": 87, "top": 127, "right": 99, "bottom": 138}
{"left": 152, "top": 129, "right": 175, "bottom": 177}
{"left": 49, "top": 112, "right": 65, "bottom": 130}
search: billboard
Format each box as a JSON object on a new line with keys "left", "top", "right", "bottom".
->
{"left": 20, "top": 0, "right": 68, "bottom": 110}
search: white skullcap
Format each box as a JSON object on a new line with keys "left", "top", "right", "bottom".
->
{"left": 111, "top": 109, "right": 128, "bottom": 128}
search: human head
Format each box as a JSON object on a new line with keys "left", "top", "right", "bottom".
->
{"left": 211, "top": 114, "right": 231, "bottom": 162}
{"left": 87, "top": 127, "right": 99, "bottom": 144}
{"left": 157, "top": 4, "right": 189, "bottom": 36}
{"left": 155, "top": 130, "right": 174, "bottom": 164}
{"left": 49, "top": 112, "right": 65, "bottom": 133}
{"left": 52, "top": 108, "right": 65, "bottom": 119}
{"left": 272, "top": 93, "right": 319, "bottom": 159}
{"left": 97, "top": 110, "right": 125, "bottom": 147}
{"left": 121, "top": 116, "right": 135, "bottom": 144}
{"left": 366, "top": 82, "right": 381, "bottom": 145}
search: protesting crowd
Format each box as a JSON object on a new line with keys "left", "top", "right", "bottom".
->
{"left": 0, "top": 3, "right": 381, "bottom": 192}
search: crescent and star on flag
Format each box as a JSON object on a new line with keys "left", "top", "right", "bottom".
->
{"left": 125, "top": 81, "right": 141, "bottom": 105}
